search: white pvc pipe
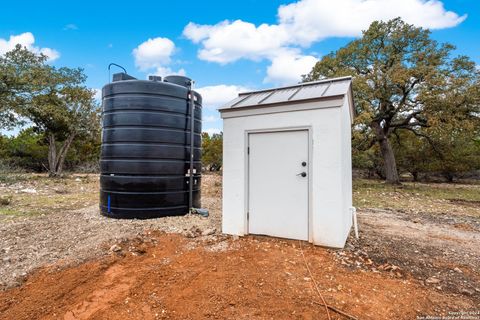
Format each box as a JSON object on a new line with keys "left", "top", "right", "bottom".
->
{"left": 351, "top": 207, "right": 359, "bottom": 239}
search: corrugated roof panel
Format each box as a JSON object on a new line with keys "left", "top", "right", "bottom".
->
{"left": 222, "top": 95, "right": 245, "bottom": 109}
{"left": 261, "top": 87, "right": 299, "bottom": 105}
{"left": 218, "top": 76, "right": 352, "bottom": 110}
{"left": 292, "top": 82, "right": 331, "bottom": 101}
{"left": 323, "top": 80, "right": 351, "bottom": 97}
{"left": 234, "top": 91, "right": 272, "bottom": 108}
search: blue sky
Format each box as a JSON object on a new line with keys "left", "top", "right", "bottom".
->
{"left": 1, "top": 0, "right": 479, "bottom": 135}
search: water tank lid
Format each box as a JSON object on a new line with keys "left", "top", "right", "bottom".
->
{"left": 164, "top": 75, "right": 192, "bottom": 88}
{"left": 112, "top": 73, "right": 137, "bottom": 82}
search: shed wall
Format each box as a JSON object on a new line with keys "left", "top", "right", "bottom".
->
{"left": 341, "top": 96, "right": 353, "bottom": 242}
{"left": 222, "top": 98, "right": 351, "bottom": 247}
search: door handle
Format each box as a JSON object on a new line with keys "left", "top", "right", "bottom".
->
{"left": 297, "top": 172, "right": 307, "bottom": 177}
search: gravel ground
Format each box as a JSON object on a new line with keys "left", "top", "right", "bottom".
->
{"left": 1, "top": 173, "right": 479, "bottom": 303}
{"left": 339, "top": 207, "right": 480, "bottom": 298}
{"left": 0, "top": 174, "right": 222, "bottom": 289}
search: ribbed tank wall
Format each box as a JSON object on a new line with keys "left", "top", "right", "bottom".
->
{"left": 100, "top": 75, "right": 202, "bottom": 219}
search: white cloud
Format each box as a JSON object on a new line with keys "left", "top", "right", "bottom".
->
{"left": 93, "top": 88, "right": 102, "bottom": 102}
{"left": 265, "top": 50, "right": 317, "bottom": 85}
{"left": 39, "top": 47, "right": 60, "bottom": 61}
{"left": 196, "top": 84, "right": 250, "bottom": 109}
{"left": 183, "top": 23, "right": 214, "bottom": 43}
{"left": 277, "top": 0, "right": 466, "bottom": 45}
{"left": 133, "top": 37, "right": 186, "bottom": 77}
{"left": 203, "top": 115, "right": 219, "bottom": 123}
{"left": 133, "top": 37, "right": 175, "bottom": 71}
{"left": 184, "top": 20, "right": 289, "bottom": 64}
{"left": 0, "top": 32, "right": 60, "bottom": 61}
{"left": 183, "top": 0, "right": 465, "bottom": 84}
{"left": 152, "top": 66, "right": 186, "bottom": 77}
{"left": 203, "top": 128, "right": 222, "bottom": 135}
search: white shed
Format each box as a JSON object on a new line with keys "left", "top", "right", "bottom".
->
{"left": 219, "top": 76, "right": 355, "bottom": 248}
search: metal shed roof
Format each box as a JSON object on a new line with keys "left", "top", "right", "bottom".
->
{"left": 219, "top": 76, "right": 353, "bottom": 110}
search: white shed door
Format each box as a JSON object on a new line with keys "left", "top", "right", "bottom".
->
{"left": 248, "top": 130, "right": 309, "bottom": 241}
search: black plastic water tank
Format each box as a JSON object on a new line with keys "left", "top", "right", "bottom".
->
{"left": 100, "top": 73, "right": 202, "bottom": 219}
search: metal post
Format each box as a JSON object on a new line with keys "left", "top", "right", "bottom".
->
{"left": 188, "top": 81, "right": 195, "bottom": 211}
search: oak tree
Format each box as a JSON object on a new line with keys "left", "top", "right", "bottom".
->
{"left": 0, "top": 45, "right": 46, "bottom": 128}
{"left": 1, "top": 46, "right": 100, "bottom": 176}
{"left": 304, "top": 18, "right": 480, "bottom": 183}
{"left": 27, "top": 67, "right": 100, "bottom": 176}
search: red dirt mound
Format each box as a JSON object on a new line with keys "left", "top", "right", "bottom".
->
{"left": 0, "top": 232, "right": 476, "bottom": 320}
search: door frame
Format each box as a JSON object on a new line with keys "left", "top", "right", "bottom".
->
{"left": 245, "top": 126, "right": 313, "bottom": 243}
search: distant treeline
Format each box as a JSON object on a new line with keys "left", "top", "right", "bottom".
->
{"left": 2, "top": 127, "right": 478, "bottom": 181}
{"left": 0, "top": 128, "right": 100, "bottom": 173}
{"left": 0, "top": 130, "right": 223, "bottom": 174}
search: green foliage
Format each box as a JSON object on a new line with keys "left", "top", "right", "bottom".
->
{"left": 0, "top": 128, "right": 101, "bottom": 173}
{"left": 1, "top": 45, "right": 101, "bottom": 176}
{"left": 26, "top": 67, "right": 98, "bottom": 138}
{"left": 305, "top": 18, "right": 480, "bottom": 182}
{"left": 64, "top": 131, "right": 101, "bottom": 172}
{"left": 202, "top": 132, "right": 223, "bottom": 171}
{"left": 393, "top": 123, "right": 480, "bottom": 181}
{"left": 3, "top": 128, "right": 48, "bottom": 171}
{"left": 0, "top": 45, "right": 47, "bottom": 129}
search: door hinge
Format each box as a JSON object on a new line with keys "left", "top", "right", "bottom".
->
{"left": 247, "top": 147, "right": 250, "bottom": 155}
{"left": 247, "top": 211, "right": 249, "bottom": 220}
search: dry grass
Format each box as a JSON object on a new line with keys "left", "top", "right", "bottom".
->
{"left": 1, "top": 173, "right": 479, "bottom": 218}
{"left": 0, "top": 174, "right": 98, "bottom": 217}
{"left": 353, "top": 179, "right": 480, "bottom": 217}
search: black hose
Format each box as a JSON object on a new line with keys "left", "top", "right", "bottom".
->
{"left": 108, "top": 63, "right": 127, "bottom": 83}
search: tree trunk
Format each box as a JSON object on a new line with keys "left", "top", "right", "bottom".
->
{"left": 372, "top": 122, "right": 400, "bottom": 184}
{"left": 47, "top": 133, "right": 76, "bottom": 177}
{"left": 47, "top": 134, "right": 57, "bottom": 177}
{"left": 378, "top": 136, "right": 401, "bottom": 184}
{"left": 55, "top": 134, "right": 76, "bottom": 176}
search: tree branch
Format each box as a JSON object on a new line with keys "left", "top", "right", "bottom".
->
{"left": 390, "top": 110, "right": 423, "bottom": 128}
{"left": 394, "top": 127, "right": 444, "bottom": 160}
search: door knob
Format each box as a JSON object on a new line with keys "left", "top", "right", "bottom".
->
{"left": 297, "top": 172, "right": 307, "bottom": 177}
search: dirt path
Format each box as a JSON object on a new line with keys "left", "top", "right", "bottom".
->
{"left": 361, "top": 208, "right": 480, "bottom": 261}
{"left": 342, "top": 208, "right": 480, "bottom": 298}
{"left": 0, "top": 232, "right": 477, "bottom": 320}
